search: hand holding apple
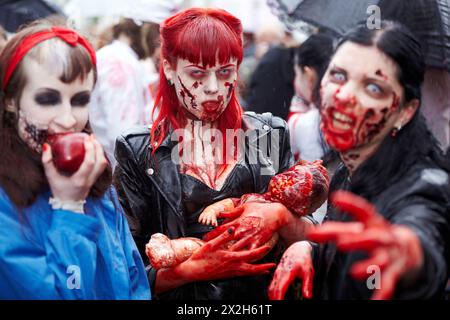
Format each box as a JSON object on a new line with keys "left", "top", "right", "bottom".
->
{"left": 47, "top": 133, "right": 87, "bottom": 175}
{"left": 41, "top": 134, "right": 108, "bottom": 203}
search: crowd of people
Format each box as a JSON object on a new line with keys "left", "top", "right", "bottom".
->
{"left": 0, "top": 3, "right": 449, "bottom": 300}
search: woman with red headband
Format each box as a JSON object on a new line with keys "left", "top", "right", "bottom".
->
{"left": 113, "top": 7, "right": 322, "bottom": 300}
{"left": 0, "top": 21, "right": 150, "bottom": 299}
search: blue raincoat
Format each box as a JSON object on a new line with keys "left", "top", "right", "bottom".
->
{"left": 0, "top": 187, "right": 151, "bottom": 300}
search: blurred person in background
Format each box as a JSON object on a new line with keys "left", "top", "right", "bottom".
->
{"left": 88, "top": 17, "right": 150, "bottom": 167}
{"left": 288, "top": 33, "right": 334, "bottom": 162}
{"left": 239, "top": 22, "right": 284, "bottom": 106}
{"left": 245, "top": 29, "right": 301, "bottom": 120}
{"left": 421, "top": 69, "right": 450, "bottom": 151}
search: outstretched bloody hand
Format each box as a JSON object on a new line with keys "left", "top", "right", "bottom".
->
{"left": 203, "top": 202, "right": 291, "bottom": 251}
{"left": 308, "top": 191, "right": 424, "bottom": 300}
{"left": 268, "top": 241, "right": 314, "bottom": 300}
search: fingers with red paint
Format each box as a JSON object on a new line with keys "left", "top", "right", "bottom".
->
{"left": 268, "top": 241, "right": 314, "bottom": 300}
{"left": 349, "top": 249, "right": 390, "bottom": 280}
{"left": 331, "top": 191, "right": 387, "bottom": 227}
{"left": 307, "top": 191, "right": 424, "bottom": 300}
{"left": 307, "top": 221, "right": 363, "bottom": 243}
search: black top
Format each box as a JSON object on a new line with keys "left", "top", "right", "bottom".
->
{"left": 313, "top": 156, "right": 450, "bottom": 299}
{"left": 246, "top": 46, "right": 296, "bottom": 120}
{"left": 180, "top": 163, "right": 254, "bottom": 238}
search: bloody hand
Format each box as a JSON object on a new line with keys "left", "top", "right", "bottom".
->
{"left": 308, "top": 190, "right": 424, "bottom": 300}
{"left": 175, "top": 227, "right": 276, "bottom": 282}
{"left": 268, "top": 241, "right": 314, "bottom": 300}
{"left": 203, "top": 201, "right": 291, "bottom": 251}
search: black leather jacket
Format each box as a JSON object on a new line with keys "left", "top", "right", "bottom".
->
{"left": 314, "top": 155, "right": 450, "bottom": 299}
{"left": 113, "top": 112, "right": 294, "bottom": 299}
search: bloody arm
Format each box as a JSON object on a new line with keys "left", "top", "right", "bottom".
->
{"left": 153, "top": 227, "right": 276, "bottom": 294}
{"left": 308, "top": 190, "right": 424, "bottom": 300}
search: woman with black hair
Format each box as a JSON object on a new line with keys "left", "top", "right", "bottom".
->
{"left": 269, "top": 21, "right": 450, "bottom": 300}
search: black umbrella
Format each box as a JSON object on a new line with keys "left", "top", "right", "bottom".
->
{"left": 0, "top": 0, "right": 65, "bottom": 33}
{"left": 268, "top": 0, "right": 450, "bottom": 72}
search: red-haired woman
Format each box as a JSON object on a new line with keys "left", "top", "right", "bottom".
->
{"left": 0, "top": 22, "right": 150, "bottom": 299}
{"left": 114, "top": 8, "right": 318, "bottom": 299}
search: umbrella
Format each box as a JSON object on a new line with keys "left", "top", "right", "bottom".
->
{"left": 268, "top": 0, "right": 450, "bottom": 72}
{"left": 0, "top": 0, "right": 65, "bottom": 33}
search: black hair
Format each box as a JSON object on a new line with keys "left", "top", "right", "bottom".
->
{"left": 332, "top": 21, "right": 448, "bottom": 198}
{"left": 336, "top": 21, "right": 424, "bottom": 103}
{"left": 295, "top": 33, "right": 334, "bottom": 104}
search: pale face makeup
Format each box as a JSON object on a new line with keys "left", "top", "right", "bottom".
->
{"left": 11, "top": 58, "right": 94, "bottom": 152}
{"left": 165, "top": 58, "right": 238, "bottom": 122}
{"left": 320, "top": 42, "right": 406, "bottom": 156}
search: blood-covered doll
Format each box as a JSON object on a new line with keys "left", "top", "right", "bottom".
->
{"left": 146, "top": 160, "right": 329, "bottom": 269}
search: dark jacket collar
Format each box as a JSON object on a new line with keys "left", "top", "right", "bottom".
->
{"left": 144, "top": 113, "right": 278, "bottom": 223}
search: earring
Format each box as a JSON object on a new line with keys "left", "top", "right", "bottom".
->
{"left": 391, "top": 125, "right": 402, "bottom": 137}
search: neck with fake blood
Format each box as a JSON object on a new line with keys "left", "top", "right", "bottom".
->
{"left": 339, "top": 139, "right": 381, "bottom": 175}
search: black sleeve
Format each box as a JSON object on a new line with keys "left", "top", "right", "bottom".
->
{"left": 114, "top": 135, "right": 162, "bottom": 294}
{"left": 113, "top": 135, "right": 152, "bottom": 263}
{"left": 270, "top": 114, "right": 295, "bottom": 173}
{"left": 391, "top": 200, "right": 450, "bottom": 299}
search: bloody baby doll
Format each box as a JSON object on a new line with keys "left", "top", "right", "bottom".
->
{"left": 146, "top": 160, "right": 329, "bottom": 269}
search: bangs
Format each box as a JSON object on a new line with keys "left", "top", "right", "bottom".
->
{"left": 172, "top": 15, "right": 243, "bottom": 67}
{"left": 29, "top": 38, "right": 95, "bottom": 84}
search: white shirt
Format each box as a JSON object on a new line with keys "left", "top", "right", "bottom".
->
{"left": 288, "top": 107, "right": 324, "bottom": 162}
{"left": 89, "top": 40, "right": 151, "bottom": 167}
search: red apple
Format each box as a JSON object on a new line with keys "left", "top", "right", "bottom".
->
{"left": 47, "top": 132, "right": 87, "bottom": 175}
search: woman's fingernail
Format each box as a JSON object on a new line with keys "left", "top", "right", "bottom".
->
{"left": 42, "top": 143, "right": 49, "bottom": 152}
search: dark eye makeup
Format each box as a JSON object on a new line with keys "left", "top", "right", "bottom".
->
{"left": 34, "top": 89, "right": 91, "bottom": 107}
{"left": 71, "top": 91, "right": 91, "bottom": 107}
{"left": 34, "top": 89, "right": 61, "bottom": 106}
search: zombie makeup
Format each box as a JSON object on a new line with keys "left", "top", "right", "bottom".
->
{"left": 18, "top": 110, "right": 50, "bottom": 152}
{"left": 320, "top": 42, "right": 404, "bottom": 153}
{"left": 171, "top": 58, "right": 238, "bottom": 122}
{"left": 14, "top": 58, "right": 92, "bottom": 153}
{"left": 321, "top": 91, "right": 400, "bottom": 152}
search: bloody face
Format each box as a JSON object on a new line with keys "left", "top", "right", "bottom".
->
{"left": 320, "top": 42, "right": 404, "bottom": 152}
{"left": 170, "top": 58, "right": 238, "bottom": 122}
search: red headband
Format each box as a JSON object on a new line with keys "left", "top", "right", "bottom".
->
{"left": 2, "top": 27, "right": 97, "bottom": 90}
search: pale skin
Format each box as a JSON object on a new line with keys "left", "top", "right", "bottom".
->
{"left": 198, "top": 198, "right": 235, "bottom": 227}
{"left": 7, "top": 57, "right": 108, "bottom": 203}
{"left": 163, "top": 58, "right": 239, "bottom": 190}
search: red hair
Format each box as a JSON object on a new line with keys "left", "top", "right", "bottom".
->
{"left": 150, "top": 7, "right": 244, "bottom": 151}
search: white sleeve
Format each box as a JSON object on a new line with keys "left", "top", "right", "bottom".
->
{"left": 89, "top": 56, "right": 148, "bottom": 167}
